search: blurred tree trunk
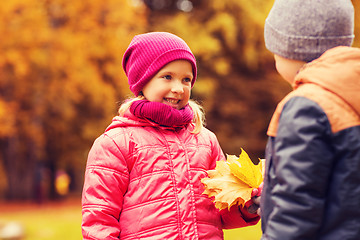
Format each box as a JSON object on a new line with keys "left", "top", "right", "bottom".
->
{"left": 1, "top": 136, "right": 36, "bottom": 200}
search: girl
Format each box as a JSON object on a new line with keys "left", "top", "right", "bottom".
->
{"left": 81, "top": 32, "right": 259, "bottom": 240}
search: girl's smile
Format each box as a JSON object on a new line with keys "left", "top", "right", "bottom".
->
{"left": 164, "top": 98, "right": 181, "bottom": 108}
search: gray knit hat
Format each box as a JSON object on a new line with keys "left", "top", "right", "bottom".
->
{"left": 264, "top": 0, "right": 355, "bottom": 62}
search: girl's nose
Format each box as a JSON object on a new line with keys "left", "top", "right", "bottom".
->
{"left": 171, "top": 80, "right": 184, "bottom": 93}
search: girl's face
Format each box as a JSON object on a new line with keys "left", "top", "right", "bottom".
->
{"left": 274, "top": 54, "right": 306, "bottom": 84}
{"left": 142, "top": 60, "right": 193, "bottom": 110}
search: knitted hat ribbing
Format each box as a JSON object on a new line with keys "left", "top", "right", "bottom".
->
{"left": 264, "top": 0, "right": 354, "bottom": 62}
{"left": 122, "top": 32, "right": 197, "bottom": 96}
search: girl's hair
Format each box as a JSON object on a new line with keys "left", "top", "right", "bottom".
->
{"left": 118, "top": 97, "right": 205, "bottom": 134}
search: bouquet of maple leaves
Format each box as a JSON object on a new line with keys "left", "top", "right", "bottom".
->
{"left": 201, "top": 148, "right": 264, "bottom": 210}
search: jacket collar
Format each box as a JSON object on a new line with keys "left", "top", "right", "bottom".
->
{"left": 294, "top": 46, "right": 360, "bottom": 117}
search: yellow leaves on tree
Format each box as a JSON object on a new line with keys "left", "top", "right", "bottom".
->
{"left": 0, "top": 0, "right": 148, "bottom": 199}
{"left": 201, "top": 148, "right": 264, "bottom": 210}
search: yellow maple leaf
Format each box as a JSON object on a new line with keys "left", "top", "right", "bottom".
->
{"left": 201, "top": 148, "right": 264, "bottom": 210}
{"left": 227, "top": 148, "right": 263, "bottom": 188}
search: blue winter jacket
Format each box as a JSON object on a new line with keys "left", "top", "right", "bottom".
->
{"left": 261, "top": 46, "right": 360, "bottom": 240}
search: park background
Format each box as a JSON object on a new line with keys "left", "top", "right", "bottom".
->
{"left": 0, "top": 0, "right": 359, "bottom": 239}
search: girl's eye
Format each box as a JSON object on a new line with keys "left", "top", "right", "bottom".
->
{"left": 183, "top": 78, "right": 192, "bottom": 83}
{"left": 163, "top": 75, "right": 172, "bottom": 80}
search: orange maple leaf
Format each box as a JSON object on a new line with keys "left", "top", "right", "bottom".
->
{"left": 201, "top": 148, "right": 264, "bottom": 210}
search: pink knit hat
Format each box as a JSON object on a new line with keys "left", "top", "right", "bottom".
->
{"left": 122, "top": 32, "right": 197, "bottom": 96}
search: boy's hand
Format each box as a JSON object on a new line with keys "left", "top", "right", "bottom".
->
{"left": 245, "top": 182, "right": 263, "bottom": 215}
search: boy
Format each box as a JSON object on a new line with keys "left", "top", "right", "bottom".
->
{"left": 260, "top": 0, "right": 360, "bottom": 239}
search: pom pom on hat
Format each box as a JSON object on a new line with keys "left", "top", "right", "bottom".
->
{"left": 122, "top": 32, "right": 197, "bottom": 96}
{"left": 264, "top": 0, "right": 354, "bottom": 62}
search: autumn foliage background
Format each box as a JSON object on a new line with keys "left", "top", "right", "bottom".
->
{"left": 0, "top": 0, "right": 359, "bottom": 201}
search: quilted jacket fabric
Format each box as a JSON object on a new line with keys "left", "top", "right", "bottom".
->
{"left": 82, "top": 112, "right": 259, "bottom": 239}
{"left": 261, "top": 46, "right": 360, "bottom": 240}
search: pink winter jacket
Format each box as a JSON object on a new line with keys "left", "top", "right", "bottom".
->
{"left": 82, "top": 113, "right": 259, "bottom": 240}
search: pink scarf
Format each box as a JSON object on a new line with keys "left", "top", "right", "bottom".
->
{"left": 130, "top": 100, "right": 194, "bottom": 127}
